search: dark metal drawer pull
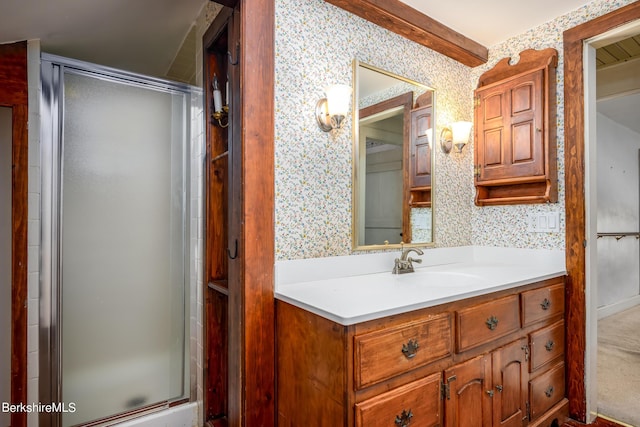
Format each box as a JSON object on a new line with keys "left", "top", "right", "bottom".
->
{"left": 401, "top": 339, "right": 419, "bottom": 359}
{"left": 545, "top": 340, "right": 555, "bottom": 351}
{"left": 485, "top": 316, "right": 499, "bottom": 330}
{"left": 540, "top": 298, "right": 551, "bottom": 310}
{"left": 395, "top": 409, "right": 413, "bottom": 426}
{"left": 496, "top": 385, "right": 503, "bottom": 392}
{"left": 545, "top": 386, "right": 554, "bottom": 397}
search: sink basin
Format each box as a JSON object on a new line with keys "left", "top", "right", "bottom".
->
{"left": 396, "top": 269, "right": 490, "bottom": 287}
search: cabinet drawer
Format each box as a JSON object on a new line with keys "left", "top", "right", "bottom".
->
{"left": 521, "top": 282, "right": 564, "bottom": 327}
{"left": 530, "top": 320, "right": 564, "bottom": 372}
{"left": 354, "top": 314, "right": 451, "bottom": 390}
{"left": 456, "top": 295, "right": 520, "bottom": 352}
{"left": 355, "top": 372, "right": 442, "bottom": 427}
{"left": 529, "top": 362, "right": 565, "bottom": 420}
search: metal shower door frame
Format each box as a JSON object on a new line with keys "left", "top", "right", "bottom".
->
{"left": 39, "top": 53, "right": 199, "bottom": 427}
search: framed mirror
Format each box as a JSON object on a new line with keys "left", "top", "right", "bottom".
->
{"left": 352, "top": 60, "right": 435, "bottom": 250}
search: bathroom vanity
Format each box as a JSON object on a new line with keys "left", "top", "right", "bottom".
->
{"left": 275, "top": 247, "right": 567, "bottom": 426}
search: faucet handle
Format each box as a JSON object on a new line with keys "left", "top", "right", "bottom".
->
{"left": 409, "top": 257, "right": 422, "bottom": 264}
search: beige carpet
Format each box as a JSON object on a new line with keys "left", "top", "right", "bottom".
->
{"left": 598, "top": 305, "right": 640, "bottom": 426}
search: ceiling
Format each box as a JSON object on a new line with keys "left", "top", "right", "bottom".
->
{"left": 596, "top": 34, "right": 640, "bottom": 68}
{"left": 0, "top": 0, "right": 596, "bottom": 79}
{"left": 0, "top": 0, "right": 207, "bottom": 79}
{"left": 399, "top": 0, "right": 592, "bottom": 46}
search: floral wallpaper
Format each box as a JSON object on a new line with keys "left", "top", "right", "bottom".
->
{"left": 274, "top": 0, "right": 472, "bottom": 260}
{"left": 274, "top": 0, "right": 637, "bottom": 260}
{"left": 469, "top": 0, "right": 637, "bottom": 249}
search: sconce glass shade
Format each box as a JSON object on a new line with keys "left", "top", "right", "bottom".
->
{"left": 440, "top": 121, "right": 472, "bottom": 153}
{"left": 451, "top": 121, "right": 472, "bottom": 153}
{"left": 325, "top": 84, "right": 351, "bottom": 117}
{"left": 316, "top": 84, "right": 352, "bottom": 132}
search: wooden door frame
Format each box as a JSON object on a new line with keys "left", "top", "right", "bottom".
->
{"left": 564, "top": 2, "right": 640, "bottom": 422}
{"left": 0, "top": 40, "right": 28, "bottom": 427}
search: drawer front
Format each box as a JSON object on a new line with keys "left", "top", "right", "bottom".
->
{"left": 521, "top": 282, "right": 564, "bottom": 327}
{"left": 355, "top": 372, "right": 442, "bottom": 427}
{"left": 529, "top": 362, "right": 565, "bottom": 420}
{"left": 355, "top": 314, "right": 451, "bottom": 390}
{"left": 530, "top": 320, "right": 564, "bottom": 372}
{"left": 456, "top": 295, "right": 520, "bottom": 352}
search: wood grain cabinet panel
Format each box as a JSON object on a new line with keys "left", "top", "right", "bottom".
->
{"left": 444, "top": 355, "right": 493, "bottom": 427}
{"left": 456, "top": 295, "right": 520, "bottom": 352}
{"left": 409, "top": 105, "right": 433, "bottom": 207}
{"left": 355, "top": 313, "right": 451, "bottom": 389}
{"left": 410, "top": 106, "right": 433, "bottom": 188}
{"left": 474, "top": 48, "right": 558, "bottom": 206}
{"left": 529, "top": 362, "right": 565, "bottom": 420}
{"left": 476, "top": 71, "right": 544, "bottom": 182}
{"left": 521, "top": 281, "right": 564, "bottom": 327}
{"left": 355, "top": 372, "right": 442, "bottom": 427}
{"left": 492, "top": 338, "right": 529, "bottom": 427}
{"left": 529, "top": 320, "right": 564, "bottom": 372}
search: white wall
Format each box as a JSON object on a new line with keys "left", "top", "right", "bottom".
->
{"left": 596, "top": 112, "right": 640, "bottom": 309}
{"left": 1, "top": 105, "right": 12, "bottom": 427}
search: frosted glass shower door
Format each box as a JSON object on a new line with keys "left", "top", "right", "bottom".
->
{"left": 60, "top": 72, "right": 187, "bottom": 426}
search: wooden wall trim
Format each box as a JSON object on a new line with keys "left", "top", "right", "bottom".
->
{"left": 324, "top": 0, "right": 488, "bottom": 67}
{"left": 239, "top": 0, "right": 275, "bottom": 424}
{"left": 0, "top": 40, "right": 28, "bottom": 427}
{"left": 563, "top": 1, "right": 640, "bottom": 422}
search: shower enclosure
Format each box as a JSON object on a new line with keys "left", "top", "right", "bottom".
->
{"left": 39, "top": 54, "right": 201, "bottom": 426}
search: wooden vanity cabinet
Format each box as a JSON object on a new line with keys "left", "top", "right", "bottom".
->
{"left": 276, "top": 277, "right": 568, "bottom": 427}
{"left": 474, "top": 48, "right": 558, "bottom": 206}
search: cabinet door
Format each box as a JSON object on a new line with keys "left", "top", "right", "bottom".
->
{"left": 492, "top": 338, "right": 529, "bottom": 427}
{"left": 445, "top": 355, "right": 492, "bottom": 427}
{"left": 475, "top": 70, "right": 544, "bottom": 183}
{"left": 410, "top": 106, "right": 432, "bottom": 188}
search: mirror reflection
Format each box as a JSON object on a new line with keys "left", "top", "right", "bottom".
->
{"left": 353, "top": 61, "right": 435, "bottom": 249}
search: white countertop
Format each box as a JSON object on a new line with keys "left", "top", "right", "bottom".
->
{"left": 275, "top": 246, "right": 566, "bottom": 325}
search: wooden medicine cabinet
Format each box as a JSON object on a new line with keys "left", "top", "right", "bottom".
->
{"left": 474, "top": 48, "right": 558, "bottom": 206}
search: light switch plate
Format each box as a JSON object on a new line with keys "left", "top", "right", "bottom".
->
{"left": 528, "top": 212, "right": 560, "bottom": 233}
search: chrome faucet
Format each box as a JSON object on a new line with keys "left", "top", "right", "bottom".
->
{"left": 392, "top": 246, "right": 424, "bottom": 274}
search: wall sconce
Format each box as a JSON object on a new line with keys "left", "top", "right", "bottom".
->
{"left": 440, "top": 121, "right": 473, "bottom": 153}
{"left": 315, "top": 84, "right": 352, "bottom": 132}
{"left": 211, "top": 74, "right": 229, "bottom": 128}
